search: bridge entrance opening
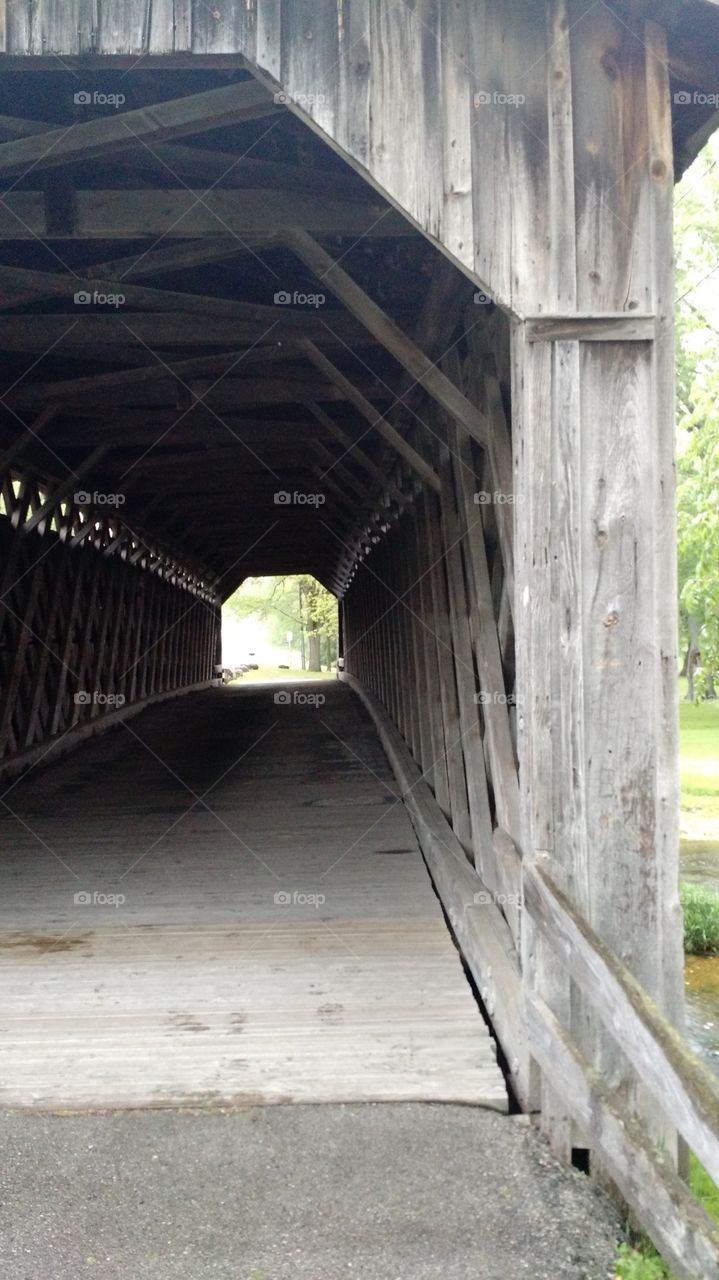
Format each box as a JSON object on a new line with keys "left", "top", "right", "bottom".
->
{"left": 1, "top": 13, "right": 718, "bottom": 1269}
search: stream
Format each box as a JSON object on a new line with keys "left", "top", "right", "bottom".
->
{"left": 681, "top": 841, "right": 719, "bottom": 1076}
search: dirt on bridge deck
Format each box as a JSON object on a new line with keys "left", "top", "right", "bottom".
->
{"left": 0, "top": 681, "right": 505, "bottom": 1111}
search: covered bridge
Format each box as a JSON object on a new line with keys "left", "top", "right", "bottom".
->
{"left": 0, "top": 2, "right": 719, "bottom": 1274}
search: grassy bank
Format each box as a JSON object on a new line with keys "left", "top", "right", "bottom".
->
{"left": 679, "top": 690, "right": 719, "bottom": 838}
{"left": 681, "top": 882, "right": 719, "bottom": 953}
{"left": 228, "top": 666, "right": 335, "bottom": 684}
{"left": 615, "top": 1157, "right": 719, "bottom": 1278}
{"left": 679, "top": 692, "right": 719, "bottom": 952}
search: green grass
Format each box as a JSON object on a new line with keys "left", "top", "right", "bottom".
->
{"left": 679, "top": 691, "right": 719, "bottom": 805}
{"left": 680, "top": 882, "right": 719, "bottom": 954}
{"left": 227, "top": 664, "right": 335, "bottom": 684}
{"left": 615, "top": 1158, "right": 719, "bottom": 1278}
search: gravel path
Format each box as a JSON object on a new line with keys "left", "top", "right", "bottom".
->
{"left": 0, "top": 1104, "right": 621, "bottom": 1280}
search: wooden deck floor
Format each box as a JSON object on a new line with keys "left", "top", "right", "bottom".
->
{"left": 0, "top": 683, "right": 507, "bottom": 1111}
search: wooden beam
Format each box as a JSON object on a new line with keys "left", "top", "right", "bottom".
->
{"left": 305, "top": 401, "right": 410, "bottom": 508}
{"left": 0, "top": 350, "right": 287, "bottom": 405}
{"left": 79, "top": 236, "right": 275, "bottom": 282}
{"left": 8, "top": 375, "right": 387, "bottom": 411}
{"left": 310, "top": 441, "right": 375, "bottom": 507}
{"left": 285, "top": 228, "right": 488, "bottom": 446}
{"left": 0, "top": 81, "right": 277, "bottom": 180}
{"left": 6, "top": 413, "right": 325, "bottom": 446}
{"left": 0, "top": 406, "right": 57, "bottom": 473}
{"left": 0, "top": 314, "right": 366, "bottom": 352}
{"left": 0, "top": 113, "right": 365, "bottom": 202}
{"left": 300, "top": 341, "right": 439, "bottom": 492}
{"left": 525, "top": 314, "right": 656, "bottom": 342}
{"left": 447, "top": 418, "right": 521, "bottom": 848}
{"left": 125, "top": 143, "right": 367, "bottom": 201}
{"left": 0, "top": 191, "right": 412, "bottom": 241}
{"left": 0, "top": 265, "right": 369, "bottom": 340}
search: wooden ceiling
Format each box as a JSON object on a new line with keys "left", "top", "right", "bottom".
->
{"left": 0, "top": 67, "right": 477, "bottom": 598}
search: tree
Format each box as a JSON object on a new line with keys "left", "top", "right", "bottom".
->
{"left": 224, "top": 575, "right": 338, "bottom": 670}
{"left": 675, "top": 137, "right": 719, "bottom": 698}
{"left": 299, "top": 576, "right": 339, "bottom": 670}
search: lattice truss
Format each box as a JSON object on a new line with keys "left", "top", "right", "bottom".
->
{"left": 342, "top": 312, "right": 521, "bottom": 890}
{"left": 0, "top": 466, "right": 220, "bottom": 764}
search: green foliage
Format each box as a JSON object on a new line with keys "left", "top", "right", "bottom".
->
{"left": 615, "top": 1158, "right": 719, "bottom": 1278}
{"left": 692, "top": 1159, "right": 719, "bottom": 1221}
{"left": 614, "top": 1241, "right": 670, "bottom": 1280}
{"left": 680, "top": 882, "right": 719, "bottom": 954}
{"left": 224, "top": 575, "right": 338, "bottom": 666}
{"left": 675, "top": 138, "right": 719, "bottom": 697}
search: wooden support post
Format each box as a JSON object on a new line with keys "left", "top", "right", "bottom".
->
{"left": 422, "top": 489, "right": 473, "bottom": 857}
{"left": 511, "top": 1, "right": 685, "bottom": 1154}
{"left": 435, "top": 427, "right": 494, "bottom": 873}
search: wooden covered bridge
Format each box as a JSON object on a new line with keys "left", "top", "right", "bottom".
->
{"left": 1, "top": 1, "right": 719, "bottom": 1274}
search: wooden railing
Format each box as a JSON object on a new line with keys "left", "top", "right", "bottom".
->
{"left": 346, "top": 673, "right": 719, "bottom": 1280}
{"left": 524, "top": 861, "right": 719, "bottom": 1280}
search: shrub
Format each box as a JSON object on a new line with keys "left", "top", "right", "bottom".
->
{"left": 615, "top": 1159, "right": 718, "bottom": 1278}
{"left": 614, "top": 1240, "right": 669, "bottom": 1279}
{"left": 680, "top": 882, "right": 719, "bottom": 954}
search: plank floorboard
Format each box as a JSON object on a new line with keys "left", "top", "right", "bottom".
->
{"left": 0, "top": 683, "right": 506, "bottom": 1111}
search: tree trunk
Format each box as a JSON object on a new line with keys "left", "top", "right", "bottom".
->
{"left": 686, "top": 614, "right": 701, "bottom": 700}
{"left": 308, "top": 629, "right": 321, "bottom": 671}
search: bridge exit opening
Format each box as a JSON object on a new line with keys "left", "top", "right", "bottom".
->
{"left": 221, "top": 575, "right": 339, "bottom": 681}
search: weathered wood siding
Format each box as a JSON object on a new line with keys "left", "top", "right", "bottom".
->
{"left": 1, "top": 0, "right": 554, "bottom": 305}
{"left": 0, "top": 0, "right": 692, "bottom": 1199}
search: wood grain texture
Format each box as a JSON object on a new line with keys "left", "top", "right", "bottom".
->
{"left": 345, "top": 671, "right": 528, "bottom": 1105}
{"left": 0, "top": 683, "right": 506, "bottom": 1112}
{"left": 524, "top": 861, "right": 719, "bottom": 1183}
{"left": 527, "top": 991, "right": 719, "bottom": 1280}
